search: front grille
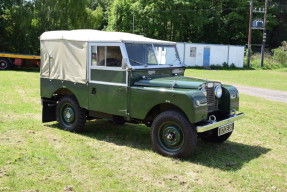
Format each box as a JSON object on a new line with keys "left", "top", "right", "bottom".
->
{"left": 206, "top": 85, "right": 219, "bottom": 112}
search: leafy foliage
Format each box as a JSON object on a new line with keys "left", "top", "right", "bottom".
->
{"left": 0, "top": 0, "right": 104, "bottom": 54}
{"left": 249, "top": 53, "right": 284, "bottom": 69}
{"left": 0, "top": 0, "right": 286, "bottom": 57}
{"left": 272, "top": 41, "right": 287, "bottom": 67}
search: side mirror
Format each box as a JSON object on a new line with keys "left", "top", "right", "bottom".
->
{"left": 122, "top": 58, "right": 128, "bottom": 69}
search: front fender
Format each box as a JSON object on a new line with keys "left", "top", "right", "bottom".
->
{"left": 129, "top": 86, "right": 207, "bottom": 123}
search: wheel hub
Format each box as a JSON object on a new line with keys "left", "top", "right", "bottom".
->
{"left": 163, "top": 127, "right": 181, "bottom": 146}
{"left": 62, "top": 106, "right": 75, "bottom": 123}
{"left": 0, "top": 61, "right": 7, "bottom": 69}
{"left": 158, "top": 122, "right": 184, "bottom": 152}
{"left": 166, "top": 133, "right": 174, "bottom": 140}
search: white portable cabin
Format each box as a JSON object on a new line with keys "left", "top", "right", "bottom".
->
{"left": 176, "top": 43, "right": 245, "bottom": 68}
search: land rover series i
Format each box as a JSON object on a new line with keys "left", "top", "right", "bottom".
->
{"left": 40, "top": 30, "right": 244, "bottom": 158}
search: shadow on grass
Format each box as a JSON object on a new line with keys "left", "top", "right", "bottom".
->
{"left": 7, "top": 67, "right": 40, "bottom": 73}
{"left": 188, "top": 140, "right": 270, "bottom": 171}
{"left": 46, "top": 119, "right": 270, "bottom": 171}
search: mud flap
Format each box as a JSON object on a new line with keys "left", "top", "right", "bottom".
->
{"left": 42, "top": 98, "right": 56, "bottom": 123}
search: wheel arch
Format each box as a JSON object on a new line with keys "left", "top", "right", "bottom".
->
{"left": 144, "top": 103, "right": 189, "bottom": 127}
{"left": 53, "top": 88, "right": 74, "bottom": 98}
{"left": 42, "top": 88, "right": 76, "bottom": 123}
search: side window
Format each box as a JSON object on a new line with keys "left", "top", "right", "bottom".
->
{"left": 91, "top": 45, "right": 122, "bottom": 67}
{"left": 106, "top": 46, "right": 122, "bottom": 67}
{"left": 97, "top": 46, "right": 106, "bottom": 66}
{"left": 190, "top": 47, "right": 196, "bottom": 57}
{"left": 91, "top": 46, "right": 98, "bottom": 66}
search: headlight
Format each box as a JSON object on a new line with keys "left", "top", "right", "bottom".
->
{"left": 214, "top": 85, "right": 222, "bottom": 98}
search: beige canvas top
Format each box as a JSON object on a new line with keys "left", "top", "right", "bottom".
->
{"left": 40, "top": 29, "right": 175, "bottom": 45}
{"left": 40, "top": 30, "right": 175, "bottom": 84}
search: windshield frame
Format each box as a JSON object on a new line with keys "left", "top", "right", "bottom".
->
{"left": 124, "top": 43, "right": 184, "bottom": 69}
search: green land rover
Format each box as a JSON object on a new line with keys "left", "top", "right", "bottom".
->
{"left": 40, "top": 30, "right": 245, "bottom": 158}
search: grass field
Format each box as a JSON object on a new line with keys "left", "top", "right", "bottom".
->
{"left": 0, "top": 70, "right": 287, "bottom": 192}
{"left": 185, "top": 69, "right": 287, "bottom": 91}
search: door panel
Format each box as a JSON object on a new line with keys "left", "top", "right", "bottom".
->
{"left": 88, "top": 43, "right": 128, "bottom": 117}
{"left": 90, "top": 69, "right": 126, "bottom": 83}
{"left": 203, "top": 47, "right": 210, "bottom": 66}
{"left": 89, "top": 82, "right": 127, "bottom": 116}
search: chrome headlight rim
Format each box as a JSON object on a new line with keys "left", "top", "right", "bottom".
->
{"left": 214, "top": 85, "right": 223, "bottom": 98}
{"left": 200, "top": 87, "right": 207, "bottom": 96}
{"left": 199, "top": 84, "right": 207, "bottom": 96}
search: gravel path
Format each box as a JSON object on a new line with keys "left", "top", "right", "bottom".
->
{"left": 235, "top": 85, "right": 287, "bottom": 103}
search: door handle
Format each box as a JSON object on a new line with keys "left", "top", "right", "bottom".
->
{"left": 92, "top": 88, "right": 96, "bottom": 94}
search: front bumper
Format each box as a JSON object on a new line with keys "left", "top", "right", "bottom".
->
{"left": 196, "top": 113, "right": 245, "bottom": 133}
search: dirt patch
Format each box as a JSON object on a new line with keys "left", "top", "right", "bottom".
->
{"left": 63, "top": 186, "right": 74, "bottom": 192}
{"left": 0, "top": 169, "right": 8, "bottom": 177}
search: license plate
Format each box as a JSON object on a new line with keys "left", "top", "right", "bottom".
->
{"left": 218, "top": 123, "right": 234, "bottom": 136}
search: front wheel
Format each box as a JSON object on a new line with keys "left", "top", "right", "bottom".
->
{"left": 151, "top": 111, "right": 197, "bottom": 158}
{"left": 199, "top": 123, "right": 234, "bottom": 143}
{"left": 56, "top": 95, "right": 86, "bottom": 132}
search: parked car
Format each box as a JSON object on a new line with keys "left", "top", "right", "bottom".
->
{"left": 40, "top": 30, "right": 245, "bottom": 158}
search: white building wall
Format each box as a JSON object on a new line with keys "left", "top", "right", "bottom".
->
{"left": 176, "top": 43, "right": 244, "bottom": 68}
{"left": 209, "top": 45, "right": 228, "bottom": 65}
{"left": 194, "top": 44, "right": 203, "bottom": 66}
{"left": 185, "top": 43, "right": 198, "bottom": 66}
{"left": 228, "top": 46, "right": 244, "bottom": 67}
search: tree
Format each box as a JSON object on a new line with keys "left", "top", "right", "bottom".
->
{"left": 1, "top": 0, "right": 36, "bottom": 53}
{"left": 0, "top": 0, "right": 285, "bottom": 55}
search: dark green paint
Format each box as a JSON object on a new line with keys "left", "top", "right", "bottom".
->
{"left": 129, "top": 86, "right": 207, "bottom": 123}
{"left": 40, "top": 78, "right": 89, "bottom": 109}
{"left": 134, "top": 76, "right": 208, "bottom": 89}
{"left": 91, "top": 69, "right": 126, "bottom": 83}
{"left": 88, "top": 83, "right": 127, "bottom": 116}
{"left": 158, "top": 121, "right": 184, "bottom": 152}
{"left": 219, "top": 85, "right": 239, "bottom": 113}
{"left": 41, "top": 67, "right": 238, "bottom": 124}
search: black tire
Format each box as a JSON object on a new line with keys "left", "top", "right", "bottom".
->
{"left": 199, "top": 123, "right": 234, "bottom": 143}
{"left": 0, "top": 58, "right": 12, "bottom": 70}
{"left": 56, "top": 95, "right": 86, "bottom": 132}
{"left": 151, "top": 111, "right": 197, "bottom": 158}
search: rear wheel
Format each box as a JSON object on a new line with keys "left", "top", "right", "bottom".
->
{"left": 0, "top": 58, "right": 11, "bottom": 70}
{"left": 199, "top": 123, "right": 234, "bottom": 143}
{"left": 151, "top": 111, "right": 197, "bottom": 158}
{"left": 56, "top": 95, "right": 86, "bottom": 132}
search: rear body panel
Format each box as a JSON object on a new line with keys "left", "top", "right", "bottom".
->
{"left": 40, "top": 78, "right": 89, "bottom": 109}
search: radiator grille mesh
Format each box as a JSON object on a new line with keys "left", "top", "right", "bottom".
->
{"left": 206, "top": 84, "right": 219, "bottom": 112}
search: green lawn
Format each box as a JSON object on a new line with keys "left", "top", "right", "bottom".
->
{"left": 0, "top": 70, "right": 287, "bottom": 191}
{"left": 185, "top": 69, "right": 287, "bottom": 91}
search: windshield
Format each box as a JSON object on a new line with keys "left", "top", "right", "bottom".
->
{"left": 125, "top": 44, "right": 181, "bottom": 67}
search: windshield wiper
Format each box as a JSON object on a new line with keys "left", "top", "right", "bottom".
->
{"left": 129, "top": 58, "right": 144, "bottom": 65}
{"left": 129, "top": 58, "right": 148, "bottom": 67}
